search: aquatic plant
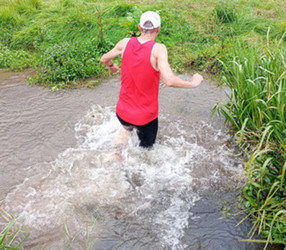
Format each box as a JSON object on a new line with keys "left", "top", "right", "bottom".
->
{"left": 0, "top": 208, "right": 29, "bottom": 249}
{"left": 214, "top": 30, "right": 286, "bottom": 247}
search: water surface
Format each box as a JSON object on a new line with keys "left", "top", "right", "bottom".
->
{"left": 0, "top": 71, "right": 275, "bottom": 249}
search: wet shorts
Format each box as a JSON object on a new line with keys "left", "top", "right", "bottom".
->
{"left": 116, "top": 113, "right": 158, "bottom": 148}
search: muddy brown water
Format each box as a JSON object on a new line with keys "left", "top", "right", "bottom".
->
{"left": 0, "top": 71, "right": 281, "bottom": 249}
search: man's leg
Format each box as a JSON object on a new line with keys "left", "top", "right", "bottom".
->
{"left": 136, "top": 118, "right": 158, "bottom": 148}
{"left": 115, "top": 114, "right": 134, "bottom": 160}
{"left": 117, "top": 126, "right": 132, "bottom": 145}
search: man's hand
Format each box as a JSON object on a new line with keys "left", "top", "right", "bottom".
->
{"left": 108, "top": 63, "right": 119, "bottom": 74}
{"left": 190, "top": 73, "right": 204, "bottom": 88}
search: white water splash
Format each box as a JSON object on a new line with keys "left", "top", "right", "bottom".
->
{"left": 4, "top": 105, "right": 243, "bottom": 249}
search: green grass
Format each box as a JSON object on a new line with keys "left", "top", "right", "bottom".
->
{"left": 0, "top": 207, "right": 29, "bottom": 250}
{"left": 0, "top": 0, "right": 285, "bottom": 87}
{"left": 213, "top": 31, "right": 286, "bottom": 247}
{"left": 0, "top": 219, "right": 29, "bottom": 249}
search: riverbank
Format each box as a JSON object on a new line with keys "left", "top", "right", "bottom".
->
{"left": 1, "top": 0, "right": 285, "bottom": 89}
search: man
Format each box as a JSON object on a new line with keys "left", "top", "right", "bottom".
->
{"left": 100, "top": 11, "right": 203, "bottom": 148}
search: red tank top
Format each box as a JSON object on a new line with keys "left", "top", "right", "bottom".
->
{"left": 116, "top": 37, "right": 160, "bottom": 125}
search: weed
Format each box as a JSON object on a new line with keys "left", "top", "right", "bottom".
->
{"left": 29, "top": 39, "right": 113, "bottom": 88}
{"left": 214, "top": 32, "right": 286, "bottom": 246}
{"left": 0, "top": 45, "right": 32, "bottom": 70}
{"left": 215, "top": 0, "right": 237, "bottom": 24}
{"left": 0, "top": 207, "right": 29, "bottom": 249}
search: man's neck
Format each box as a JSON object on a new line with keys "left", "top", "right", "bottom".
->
{"left": 138, "top": 33, "right": 157, "bottom": 43}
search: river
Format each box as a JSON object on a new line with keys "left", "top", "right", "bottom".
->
{"left": 0, "top": 71, "right": 279, "bottom": 249}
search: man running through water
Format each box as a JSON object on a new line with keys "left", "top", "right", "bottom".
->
{"left": 100, "top": 11, "right": 203, "bottom": 148}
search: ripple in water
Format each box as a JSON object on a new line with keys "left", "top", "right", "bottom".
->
{"left": 4, "top": 105, "right": 243, "bottom": 249}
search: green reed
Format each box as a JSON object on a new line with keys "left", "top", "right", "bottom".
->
{"left": 0, "top": 208, "right": 29, "bottom": 250}
{"left": 214, "top": 30, "right": 286, "bottom": 247}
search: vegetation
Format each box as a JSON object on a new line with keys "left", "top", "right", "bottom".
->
{"left": 1, "top": 0, "right": 284, "bottom": 89}
{"left": 0, "top": 207, "right": 29, "bottom": 250}
{"left": 0, "top": 0, "right": 285, "bottom": 248}
{"left": 213, "top": 31, "right": 286, "bottom": 248}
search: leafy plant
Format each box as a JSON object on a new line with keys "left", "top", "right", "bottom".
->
{"left": 0, "top": 45, "right": 32, "bottom": 70}
{"left": 0, "top": 208, "right": 29, "bottom": 250}
{"left": 29, "top": 39, "right": 113, "bottom": 89}
{"left": 214, "top": 31, "right": 286, "bottom": 247}
{"left": 120, "top": 6, "right": 143, "bottom": 37}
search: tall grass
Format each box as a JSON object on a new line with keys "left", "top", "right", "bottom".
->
{"left": 1, "top": 0, "right": 198, "bottom": 87}
{"left": 214, "top": 30, "right": 286, "bottom": 247}
{"left": 0, "top": 219, "right": 29, "bottom": 249}
{"left": 0, "top": 207, "right": 29, "bottom": 249}
{"left": 217, "top": 33, "right": 286, "bottom": 148}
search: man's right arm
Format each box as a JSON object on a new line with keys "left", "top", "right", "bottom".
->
{"left": 100, "top": 38, "right": 129, "bottom": 73}
{"left": 156, "top": 44, "right": 203, "bottom": 88}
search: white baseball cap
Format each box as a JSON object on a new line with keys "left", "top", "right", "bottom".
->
{"left": 139, "top": 11, "right": 161, "bottom": 30}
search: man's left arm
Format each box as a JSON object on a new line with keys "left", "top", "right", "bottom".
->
{"left": 156, "top": 44, "right": 203, "bottom": 88}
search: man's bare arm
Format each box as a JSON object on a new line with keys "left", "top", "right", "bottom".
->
{"left": 156, "top": 44, "right": 203, "bottom": 88}
{"left": 100, "top": 39, "right": 128, "bottom": 63}
{"left": 100, "top": 38, "right": 129, "bottom": 73}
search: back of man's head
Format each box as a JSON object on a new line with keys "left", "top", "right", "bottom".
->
{"left": 139, "top": 11, "right": 161, "bottom": 32}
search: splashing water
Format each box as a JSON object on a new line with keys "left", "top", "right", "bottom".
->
{"left": 3, "top": 104, "right": 244, "bottom": 249}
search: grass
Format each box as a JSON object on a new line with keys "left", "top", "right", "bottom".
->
{"left": 0, "top": 0, "right": 285, "bottom": 247}
{"left": 0, "top": 219, "right": 29, "bottom": 249}
{"left": 0, "top": 0, "right": 285, "bottom": 88}
{"left": 213, "top": 30, "right": 286, "bottom": 248}
{"left": 0, "top": 205, "right": 29, "bottom": 250}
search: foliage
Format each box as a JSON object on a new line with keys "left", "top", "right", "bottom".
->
{"left": 0, "top": 216, "right": 29, "bottom": 249}
{"left": 120, "top": 6, "right": 142, "bottom": 37}
{"left": 0, "top": 45, "right": 32, "bottom": 70}
{"left": 215, "top": 0, "right": 237, "bottom": 24}
{"left": 0, "top": 0, "right": 285, "bottom": 87}
{"left": 213, "top": 32, "right": 286, "bottom": 247}
{"left": 217, "top": 36, "right": 286, "bottom": 146}
{"left": 9, "top": 2, "right": 99, "bottom": 49}
{"left": 29, "top": 39, "right": 113, "bottom": 89}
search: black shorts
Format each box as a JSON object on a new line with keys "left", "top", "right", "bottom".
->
{"left": 116, "top": 113, "right": 158, "bottom": 148}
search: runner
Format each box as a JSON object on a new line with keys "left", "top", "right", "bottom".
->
{"left": 100, "top": 11, "right": 203, "bottom": 148}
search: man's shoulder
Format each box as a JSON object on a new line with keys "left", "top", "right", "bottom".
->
{"left": 154, "top": 42, "right": 166, "bottom": 48}
{"left": 120, "top": 38, "right": 131, "bottom": 45}
{"left": 116, "top": 38, "right": 131, "bottom": 48}
{"left": 153, "top": 42, "right": 167, "bottom": 54}
{"left": 154, "top": 42, "right": 167, "bottom": 50}
{"left": 122, "top": 38, "right": 131, "bottom": 43}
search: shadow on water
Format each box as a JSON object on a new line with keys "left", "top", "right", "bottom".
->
{"left": 0, "top": 71, "right": 283, "bottom": 250}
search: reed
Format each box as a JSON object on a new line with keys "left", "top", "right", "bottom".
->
{"left": 214, "top": 30, "right": 286, "bottom": 247}
{"left": 0, "top": 207, "right": 29, "bottom": 249}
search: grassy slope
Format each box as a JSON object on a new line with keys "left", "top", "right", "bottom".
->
{"left": 0, "top": 0, "right": 285, "bottom": 86}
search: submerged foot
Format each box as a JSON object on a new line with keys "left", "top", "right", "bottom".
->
{"left": 114, "top": 152, "right": 123, "bottom": 161}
